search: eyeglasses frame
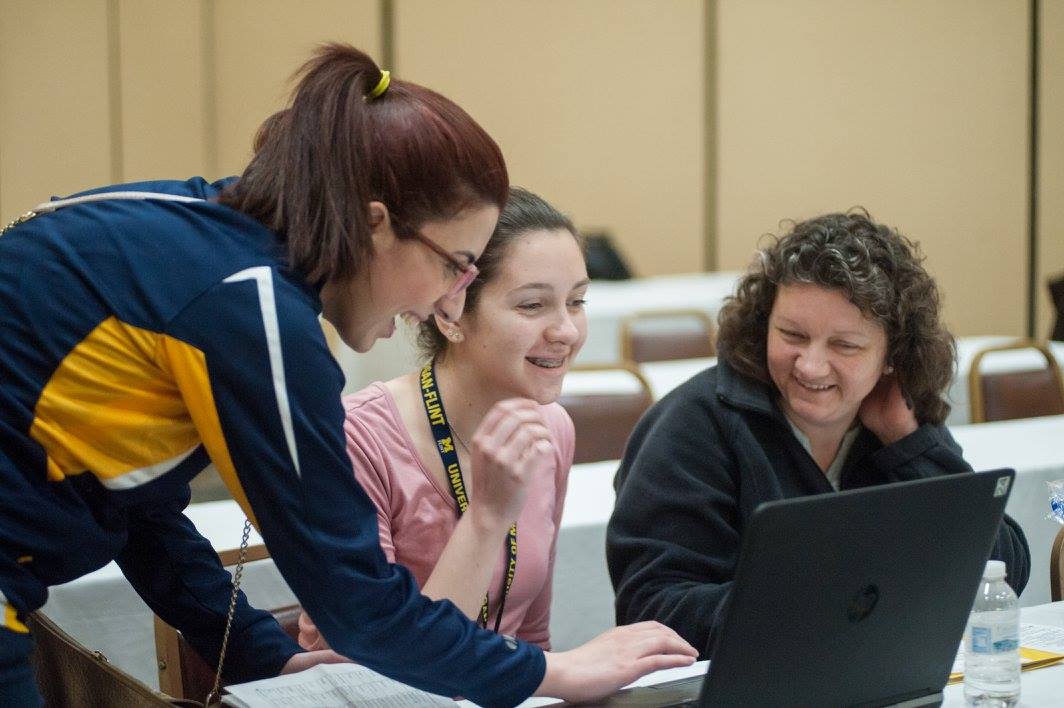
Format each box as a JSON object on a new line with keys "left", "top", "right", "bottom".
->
{"left": 408, "top": 231, "right": 479, "bottom": 299}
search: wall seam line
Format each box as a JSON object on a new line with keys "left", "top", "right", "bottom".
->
{"left": 106, "top": 0, "right": 124, "bottom": 184}
{"left": 703, "top": 0, "right": 718, "bottom": 272}
{"left": 201, "top": 0, "right": 219, "bottom": 180}
{"left": 1028, "top": 0, "right": 1040, "bottom": 338}
{"left": 381, "top": 0, "right": 395, "bottom": 71}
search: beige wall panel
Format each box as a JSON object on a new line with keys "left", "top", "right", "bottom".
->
{"left": 1039, "top": 1, "right": 1064, "bottom": 339}
{"left": 717, "top": 0, "right": 1029, "bottom": 337}
{"left": 212, "top": 0, "right": 381, "bottom": 179}
{"left": 0, "top": 0, "right": 113, "bottom": 223}
{"left": 117, "top": 1, "right": 206, "bottom": 182}
{"left": 395, "top": 0, "right": 705, "bottom": 277}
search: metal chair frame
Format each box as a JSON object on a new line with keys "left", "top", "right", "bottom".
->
{"left": 619, "top": 308, "right": 716, "bottom": 364}
{"left": 1052, "top": 525, "right": 1064, "bottom": 603}
{"left": 558, "top": 363, "right": 654, "bottom": 464}
{"left": 967, "top": 339, "right": 1064, "bottom": 423}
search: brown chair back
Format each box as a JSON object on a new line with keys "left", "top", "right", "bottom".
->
{"left": 1052, "top": 526, "right": 1064, "bottom": 603}
{"left": 620, "top": 309, "right": 716, "bottom": 364}
{"left": 154, "top": 544, "right": 298, "bottom": 702}
{"left": 557, "top": 365, "right": 654, "bottom": 464}
{"left": 28, "top": 611, "right": 186, "bottom": 707}
{"left": 968, "top": 340, "right": 1064, "bottom": 423}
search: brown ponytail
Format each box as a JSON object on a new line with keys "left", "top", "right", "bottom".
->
{"left": 220, "top": 43, "right": 508, "bottom": 285}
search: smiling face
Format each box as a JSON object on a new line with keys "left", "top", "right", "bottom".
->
{"left": 321, "top": 203, "right": 499, "bottom": 353}
{"left": 766, "top": 282, "right": 889, "bottom": 440}
{"left": 453, "top": 228, "right": 588, "bottom": 404}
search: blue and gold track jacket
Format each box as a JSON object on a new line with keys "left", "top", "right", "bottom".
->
{"left": 0, "top": 178, "right": 544, "bottom": 704}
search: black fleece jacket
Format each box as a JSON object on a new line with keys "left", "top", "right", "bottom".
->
{"left": 606, "top": 362, "right": 1031, "bottom": 656}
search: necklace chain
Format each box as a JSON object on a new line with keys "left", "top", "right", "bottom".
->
{"left": 451, "top": 425, "right": 472, "bottom": 454}
{"left": 437, "top": 366, "right": 473, "bottom": 454}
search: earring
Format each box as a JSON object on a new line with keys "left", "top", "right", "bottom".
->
{"left": 884, "top": 365, "right": 894, "bottom": 375}
{"left": 447, "top": 328, "right": 464, "bottom": 343}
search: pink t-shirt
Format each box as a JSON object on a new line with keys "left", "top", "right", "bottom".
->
{"left": 298, "top": 382, "right": 574, "bottom": 651}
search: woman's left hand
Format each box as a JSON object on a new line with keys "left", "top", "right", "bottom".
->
{"left": 858, "top": 374, "right": 919, "bottom": 445}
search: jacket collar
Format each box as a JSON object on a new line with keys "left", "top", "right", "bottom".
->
{"left": 714, "top": 358, "right": 784, "bottom": 421}
{"left": 716, "top": 359, "right": 878, "bottom": 479}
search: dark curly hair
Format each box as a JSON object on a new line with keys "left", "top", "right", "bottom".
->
{"left": 716, "top": 209, "right": 955, "bottom": 424}
{"left": 416, "top": 187, "right": 584, "bottom": 360}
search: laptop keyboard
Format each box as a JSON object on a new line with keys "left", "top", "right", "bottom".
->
{"left": 586, "top": 673, "right": 703, "bottom": 706}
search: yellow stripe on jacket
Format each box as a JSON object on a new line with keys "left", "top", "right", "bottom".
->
{"left": 1, "top": 592, "right": 28, "bottom": 634}
{"left": 28, "top": 316, "right": 257, "bottom": 524}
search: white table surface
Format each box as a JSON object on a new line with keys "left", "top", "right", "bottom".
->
{"left": 558, "top": 460, "right": 620, "bottom": 529}
{"left": 493, "top": 602, "right": 1064, "bottom": 708}
{"left": 638, "top": 357, "right": 716, "bottom": 399}
{"left": 951, "top": 415, "right": 1064, "bottom": 608}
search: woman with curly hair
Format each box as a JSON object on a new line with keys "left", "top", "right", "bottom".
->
{"left": 606, "top": 210, "right": 1030, "bottom": 655}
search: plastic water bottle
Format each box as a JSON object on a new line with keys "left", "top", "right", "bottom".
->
{"left": 963, "top": 560, "right": 1020, "bottom": 706}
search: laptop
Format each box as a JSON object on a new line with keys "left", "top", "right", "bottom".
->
{"left": 573, "top": 468, "right": 1016, "bottom": 708}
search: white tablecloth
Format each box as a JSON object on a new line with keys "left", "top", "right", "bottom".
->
{"left": 638, "top": 357, "right": 716, "bottom": 399}
{"left": 548, "top": 461, "right": 622, "bottom": 651}
{"left": 951, "top": 415, "right": 1064, "bottom": 608}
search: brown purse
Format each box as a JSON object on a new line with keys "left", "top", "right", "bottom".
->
{"left": 27, "top": 611, "right": 198, "bottom": 707}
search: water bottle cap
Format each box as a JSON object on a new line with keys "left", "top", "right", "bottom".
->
{"left": 983, "top": 559, "right": 1006, "bottom": 580}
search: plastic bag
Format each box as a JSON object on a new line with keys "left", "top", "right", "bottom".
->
{"left": 1048, "top": 480, "right": 1064, "bottom": 525}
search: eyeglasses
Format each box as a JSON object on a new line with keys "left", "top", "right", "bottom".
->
{"left": 410, "top": 231, "right": 479, "bottom": 299}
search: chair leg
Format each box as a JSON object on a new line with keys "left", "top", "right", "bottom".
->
{"left": 1051, "top": 526, "right": 1064, "bottom": 603}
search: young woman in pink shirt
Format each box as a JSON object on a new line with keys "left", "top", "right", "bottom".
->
{"left": 299, "top": 188, "right": 601, "bottom": 652}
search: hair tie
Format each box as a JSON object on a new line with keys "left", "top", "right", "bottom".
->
{"left": 368, "top": 70, "right": 391, "bottom": 99}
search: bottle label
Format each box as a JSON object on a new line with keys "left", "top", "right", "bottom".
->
{"left": 970, "top": 621, "right": 1019, "bottom": 654}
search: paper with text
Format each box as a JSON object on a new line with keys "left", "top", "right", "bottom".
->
{"left": 222, "top": 663, "right": 454, "bottom": 707}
